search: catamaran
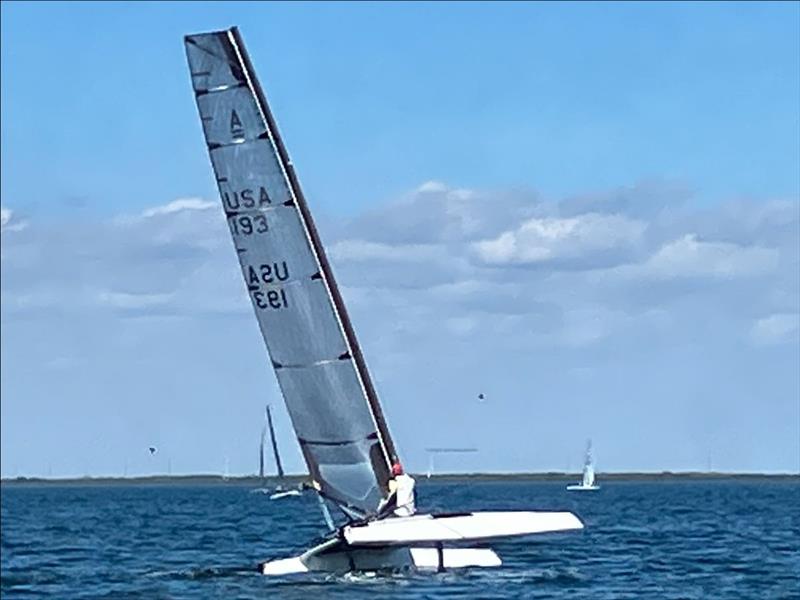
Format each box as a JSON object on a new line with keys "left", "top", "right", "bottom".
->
{"left": 184, "top": 26, "right": 583, "bottom": 575}
{"left": 567, "top": 439, "right": 600, "bottom": 491}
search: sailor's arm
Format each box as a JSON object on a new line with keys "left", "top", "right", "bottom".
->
{"left": 376, "top": 478, "right": 399, "bottom": 515}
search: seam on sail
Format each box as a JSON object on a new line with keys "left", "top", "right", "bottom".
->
{"left": 195, "top": 82, "right": 248, "bottom": 96}
{"left": 272, "top": 355, "right": 351, "bottom": 370}
{"left": 207, "top": 138, "right": 248, "bottom": 150}
{"left": 223, "top": 204, "right": 286, "bottom": 217}
{"left": 208, "top": 131, "right": 270, "bottom": 150}
{"left": 298, "top": 434, "right": 377, "bottom": 447}
{"left": 245, "top": 274, "right": 325, "bottom": 292}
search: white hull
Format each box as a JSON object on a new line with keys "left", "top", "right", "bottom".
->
{"left": 344, "top": 511, "right": 583, "bottom": 545}
{"left": 259, "top": 510, "right": 583, "bottom": 575}
{"left": 270, "top": 490, "right": 302, "bottom": 500}
{"left": 566, "top": 484, "right": 600, "bottom": 491}
{"left": 261, "top": 541, "right": 501, "bottom": 575}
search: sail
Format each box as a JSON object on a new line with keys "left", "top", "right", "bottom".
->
{"left": 582, "top": 440, "right": 595, "bottom": 487}
{"left": 583, "top": 464, "right": 595, "bottom": 487}
{"left": 185, "top": 28, "right": 397, "bottom": 516}
{"left": 266, "top": 405, "right": 285, "bottom": 479}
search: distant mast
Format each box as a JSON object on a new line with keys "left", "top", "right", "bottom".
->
{"left": 267, "top": 405, "right": 285, "bottom": 479}
{"left": 259, "top": 420, "right": 267, "bottom": 481}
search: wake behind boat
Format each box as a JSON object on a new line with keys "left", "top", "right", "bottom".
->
{"left": 567, "top": 439, "right": 600, "bottom": 491}
{"left": 184, "top": 26, "right": 583, "bottom": 575}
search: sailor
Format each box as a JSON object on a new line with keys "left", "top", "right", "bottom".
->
{"left": 378, "top": 460, "right": 416, "bottom": 518}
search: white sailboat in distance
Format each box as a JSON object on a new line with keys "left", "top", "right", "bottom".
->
{"left": 567, "top": 439, "right": 600, "bottom": 491}
{"left": 251, "top": 405, "right": 301, "bottom": 498}
{"left": 425, "top": 448, "right": 478, "bottom": 479}
{"left": 184, "top": 26, "right": 583, "bottom": 575}
{"left": 266, "top": 405, "right": 301, "bottom": 500}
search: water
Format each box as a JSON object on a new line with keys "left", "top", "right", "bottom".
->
{"left": 2, "top": 479, "right": 798, "bottom": 598}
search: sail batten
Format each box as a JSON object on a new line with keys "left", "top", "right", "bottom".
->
{"left": 185, "top": 27, "right": 397, "bottom": 516}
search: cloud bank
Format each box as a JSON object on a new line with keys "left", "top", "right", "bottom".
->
{"left": 1, "top": 182, "right": 798, "bottom": 477}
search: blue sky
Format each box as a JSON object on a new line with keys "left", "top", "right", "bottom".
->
{"left": 2, "top": 2, "right": 798, "bottom": 477}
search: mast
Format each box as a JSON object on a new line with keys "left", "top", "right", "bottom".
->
{"left": 266, "top": 405, "right": 285, "bottom": 479}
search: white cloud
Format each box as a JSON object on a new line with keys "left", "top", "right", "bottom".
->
{"left": 97, "top": 291, "right": 175, "bottom": 310}
{"left": 140, "top": 197, "right": 216, "bottom": 219}
{"left": 472, "top": 213, "right": 646, "bottom": 267}
{"left": 417, "top": 180, "right": 448, "bottom": 193}
{"left": 559, "top": 308, "right": 614, "bottom": 347}
{"left": 638, "top": 234, "right": 779, "bottom": 279}
{"left": 329, "top": 240, "right": 442, "bottom": 263}
{"left": 445, "top": 316, "right": 477, "bottom": 336}
{"left": 0, "top": 206, "right": 28, "bottom": 232}
{"left": 751, "top": 313, "right": 800, "bottom": 346}
{"left": 346, "top": 181, "right": 540, "bottom": 245}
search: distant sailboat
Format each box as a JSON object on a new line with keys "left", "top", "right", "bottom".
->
{"left": 251, "top": 405, "right": 301, "bottom": 499}
{"left": 266, "top": 405, "right": 300, "bottom": 500}
{"left": 251, "top": 408, "right": 270, "bottom": 493}
{"left": 425, "top": 448, "right": 478, "bottom": 479}
{"left": 567, "top": 440, "right": 600, "bottom": 491}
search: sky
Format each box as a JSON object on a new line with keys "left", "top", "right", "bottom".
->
{"left": 1, "top": 1, "right": 798, "bottom": 477}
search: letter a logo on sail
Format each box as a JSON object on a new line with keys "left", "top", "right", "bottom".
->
{"left": 230, "top": 110, "right": 244, "bottom": 139}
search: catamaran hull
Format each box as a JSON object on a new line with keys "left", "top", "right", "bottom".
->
{"left": 566, "top": 485, "right": 600, "bottom": 491}
{"left": 260, "top": 544, "right": 501, "bottom": 575}
{"left": 259, "top": 510, "right": 583, "bottom": 575}
{"left": 269, "top": 490, "right": 302, "bottom": 500}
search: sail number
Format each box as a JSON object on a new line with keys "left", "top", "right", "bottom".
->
{"left": 247, "top": 261, "right": 290, "bottom": 310}
{"left": 251, "top": 289, "right": 288, "bottom": 310}
{"left": 228, "top": 214, "right": 268, "bottom": 236}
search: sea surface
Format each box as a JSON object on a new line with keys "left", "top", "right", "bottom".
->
{"left": 2, "top": 479, "right": 798, "bottom": 598}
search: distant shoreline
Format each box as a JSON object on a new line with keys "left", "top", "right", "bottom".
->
{"left": 2, "top": 472, "right": 797, "bottom": 486}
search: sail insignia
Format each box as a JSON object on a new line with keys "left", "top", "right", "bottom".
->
{"left": 185, "top": 28, "right": 397, "bottom": 516}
